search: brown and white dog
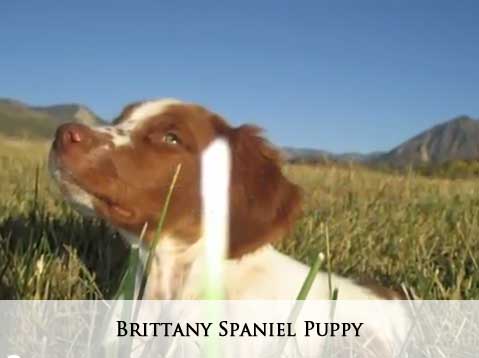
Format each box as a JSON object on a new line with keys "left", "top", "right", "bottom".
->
{"left": 49, "top": 99, "right": 402, "bottom": 301}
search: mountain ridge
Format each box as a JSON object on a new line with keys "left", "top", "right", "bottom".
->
{"left": 376, "top": 115, "right": 479, "bottom": 167}
{"left": 1, "top": 97, "right": 478, "bottom": 168}
{"left": 0, "top": 98, "right": 104, "bottom": 139}
{"left": 30, "top": 103, "right": 103, "bottom": 126}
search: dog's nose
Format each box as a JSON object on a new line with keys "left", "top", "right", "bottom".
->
{"left": 54, "top": 123, "right": 88, "bottom": 150}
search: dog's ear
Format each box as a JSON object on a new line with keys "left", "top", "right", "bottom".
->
{"left": 228, "top": 125, "right": 302, "bottom": 257}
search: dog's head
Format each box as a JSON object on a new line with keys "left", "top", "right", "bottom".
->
{"left": 49, "top": 99, "right": 301, "bottom": 257}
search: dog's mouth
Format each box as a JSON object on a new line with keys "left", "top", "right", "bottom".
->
{"left": 49, "top": 151, "right": 135, "bottom": 220}
{"left": 92, "top": 191, "right": 134, "bottom": 219}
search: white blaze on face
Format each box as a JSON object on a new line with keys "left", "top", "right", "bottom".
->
{"left": 128, "top": 98, "right": 182, "bottom": 123}
{"left": 201, "top": 138, "right": 231, "bottom": 299}
{"left": 96, "top": 98, "right": 184, "bottom": 147}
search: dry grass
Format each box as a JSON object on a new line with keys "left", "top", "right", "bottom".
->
{"left": 281, "top": 164, "right": 479, "bottom": 299}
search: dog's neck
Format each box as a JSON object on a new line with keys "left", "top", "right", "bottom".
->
{"left": 122, "top": 232, "right": 272, "bottom": 300}
{"left": 145, "top": 237, "right": 203, "bottom": 299}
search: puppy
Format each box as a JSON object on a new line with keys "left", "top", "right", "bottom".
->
{"left": 49, "top": 99, "right": 403, "bottom": 301}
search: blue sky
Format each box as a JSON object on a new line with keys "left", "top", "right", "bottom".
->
{"left": 1, "top": 1, "right": 478, "bottom": 153}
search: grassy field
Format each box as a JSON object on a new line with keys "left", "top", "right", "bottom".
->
{"left": 0, "top": 136, "right": 478, "bottom": 299}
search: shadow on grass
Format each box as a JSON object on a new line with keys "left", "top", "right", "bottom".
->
{"left": 0, "top": 208, "right": 129, "bottom": 299}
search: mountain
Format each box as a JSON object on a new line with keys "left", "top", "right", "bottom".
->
{"left": 0, "top": 98, "right": 103, "bottom": 139}
{"left": 282, "top": 147, "right": 333, "bottom": 163}
{"left": 377, "top": 116, "right": 479, "bottom": 167}
{"left": 31, "top": 104, "right": 102, "bottom": 126}
{"left": 284, "top": 115, "right": 479, "bottom": 168}
{"left": 282, "top": 147, "right": 383, "bottom": 164}
{"left": 2, "top": 97, "right": 478, "bottom": 169}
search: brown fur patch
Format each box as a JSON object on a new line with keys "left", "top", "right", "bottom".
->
{"left": 225, "top": 125, "right": 302, "bottom": 257}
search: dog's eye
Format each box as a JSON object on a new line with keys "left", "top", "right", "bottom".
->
{"left": 163, "top": 132, "right": 180, "bottom": 145}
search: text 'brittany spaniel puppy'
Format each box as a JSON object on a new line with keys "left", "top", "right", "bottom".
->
{"left": 49, "top": 99, "right": 403, "bottom": 301}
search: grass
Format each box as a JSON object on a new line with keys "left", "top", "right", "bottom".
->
{"left": 0, "top": 137, "right": 478, "bottom": 299}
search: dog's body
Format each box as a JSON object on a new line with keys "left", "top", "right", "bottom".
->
{"left": 145, "top": 240, "right": 389, "bottom": 299}
{"left": 49, "top": 99, "right": 401, "bottom": 301}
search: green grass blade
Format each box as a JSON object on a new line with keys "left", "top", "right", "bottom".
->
{"left": 113, "top": 246, "right": 141, "bottom": 300}
{"left": 113, "top": 223, "right": 148, "bottom": 300}
{"left": 296, "top": 252, "right": 324, "bottom": 300}
{"left": 324, "top": 225, "right": 338, "bottom": 300}
{"left": 137, "top": 164, "right": 182, "bottom": 300}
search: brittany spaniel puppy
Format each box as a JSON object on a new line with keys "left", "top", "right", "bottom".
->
{"left": 49, "top": 99, "right": 403, "bottom": 301}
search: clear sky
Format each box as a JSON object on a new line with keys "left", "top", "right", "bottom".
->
{"left": 1, "top": 1, "right": 478, "bottom": 153}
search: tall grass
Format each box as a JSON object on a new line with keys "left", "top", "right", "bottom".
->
{"left": 280, "top": 164, "right": 479, "bottom": 299}
{"left": 0, "top": 139, "right": 478, "bottom": 299}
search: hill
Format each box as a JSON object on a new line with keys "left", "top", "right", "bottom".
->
{"left": 30, "top": 103, "right": 102, "bottom": 126}
{"left": 284, "top": 115, "right": 479, "bottom": 169}
{"left": 378, "top": 116, "right": 479, "bottom": 167}
{"left": 283, "top": 147, "right": 382, "bottom": 164}
{"left": 2, "top": 98, "right": 478, "bottom": 170}
{"left": 0, "top": 98, "right": 103, "bottom": 139}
